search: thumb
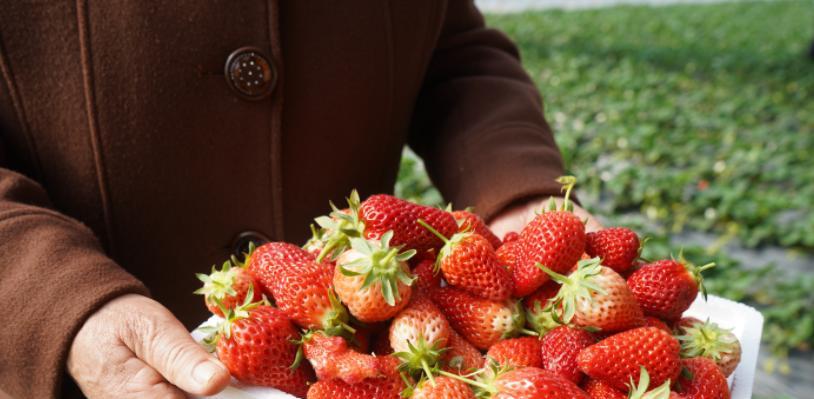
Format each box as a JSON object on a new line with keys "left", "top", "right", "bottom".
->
{"left": 126, "top": 297, "right": 231, "bottom": 395}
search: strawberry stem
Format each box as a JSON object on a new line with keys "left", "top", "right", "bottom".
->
{"left": 555, "top": 175, "right": 577, "bottom": 211}
{"left": 519, "top": 328, "right": 539, "bottom": 337}
{"left": 436, "top": 370, "right": 494, "bottom": 393}
{"left": 417, "top": 219, "right": 450, "bottom": 244}
{"left": 421, "top": 359, "right": 436, "bottom": 386}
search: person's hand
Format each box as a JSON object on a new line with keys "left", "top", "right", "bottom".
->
{"left": 67, "top": 294, "right": 230, "bottom": 398}
{"left": 489, "top": 196, "right": 604, "bottom": 239}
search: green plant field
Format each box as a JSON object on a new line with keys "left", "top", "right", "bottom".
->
{"left": 396, "top": 0, "right": 814, "bottom": 358}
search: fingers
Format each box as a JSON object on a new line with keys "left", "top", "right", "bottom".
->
{"left": 122, "top": 356, "right": 188, "bottom": 399}
{"left": 125, "top": 298, "right": 231, "bottom": 396}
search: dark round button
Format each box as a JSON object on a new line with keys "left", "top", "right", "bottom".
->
{"left": 225, "top": 47, "right": 276, "bottom": 100}
{"left": 231, "top": 230, "right": 271, "bottom": 258}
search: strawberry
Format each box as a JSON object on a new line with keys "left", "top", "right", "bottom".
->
{"left": 410, "top": 375, "right": 476, "bottom": 399}
{"left": 584, "top": 379, "right": 627, "bottom": 399}
{"left": 419, "top": 220, "right": 513, "bottom": 301}
{"left": 644, "top": 316, "right": 673, "bottom": 334}
{"left": 301, "top": 330, "right": 392, "bottom": 384}
{"left": 674, "top": 316, "right": 703, "bottom": 333}
{"left": 585, "top": 227, "right": 641, "bottom": 273}
{"left": 195, "top": 259, "right": 261, "bottom": 317}
{"left": 412, "top": 258, "right": 441, "bottom": 293}
{"left": 205, "top": 299, "right": 313, "bottom": 397}
{"left": 495, "top": 239, "right": 523, "bottom": 275}
{"left": 306, "top": 356, "right": 406, "bottom": 399}
{"left": 577, "top": 327, "right": 681, "bottom": 392}
{"left": 541, "top": 257, "right": 644, "bottom": 332}
{"left": 441, "top": 328, "right": 484, "bottom": 375}
{"left": 390, "top": 295, "right": 451, "bottom": 378}
{"left": 315, "top": 190, "right": 458, "bottom": 261}
{"left": 627, "top": 256, "right": 715, "bottom": 321}
{"left": 472, "top": 367, "right": 590, "bottom": 398}
{"left": 333, "top": 232, "right": 415, "bottom": 322}
{"left": 432, "top": 286, "right": 526, "bottom": 350}
{"left": 674, "top": 357, "right": 730, "bottom": 399}
{"left": 246, "top": 242, "right": 351, "bottom": 334}
{"left": 513, "top": 177, "right": 586, "bottom": 297}
{"left": 451, "top": 209, "right": 502, "bottom": 249}
{"left": 502, "top": 231, "right": 520, "bottom": 243}
{"left": 540, "top": 326, "right": 596, "bottom": 384}
{"left": 522, "top": 281, "right": 561, "bottom": 334}
{"left": 486, "top": 336, "right": 543, "bottom": 368}
{"left": 677, "top": 319, "right": 741, "bottom": 377}
{"left": 360, "top": 194, "right": 458, "bottom": 252}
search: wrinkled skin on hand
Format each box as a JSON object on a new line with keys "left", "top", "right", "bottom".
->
{"left": 67, "top": 294, "right": 230, "bottom": 399}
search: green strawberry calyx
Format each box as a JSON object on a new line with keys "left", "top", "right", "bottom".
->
{"left": 394, "top": 336, "right": 447, "bottom": 385}
{"left": 628, "top": 366, "right": 672, "bottom": 399}
{"left": 507, "top": 301, "right": 537, "bottom": 338}
{"left": 339, "top": 231, "right": 416, "bottom": 306}
{"left": 524, "top": 297, "right": 560, "bottom": 335}
{"left": 675, "top": 251, "right": 715, "bottom": 300}
{"left": 194, "top": 260, "right": 240, "bottom": 300}
{"left": 314, "top": 190, "right": 365, "bottom": 262}
{"left": 677, "top": 319, "right": 739, "bottom": 361}
{"left": 536, "top": 257, "right": 608, "bottom": 326}
{"left": 196, "top": 286, "right": 265, "bottom": 352}
{"left": 320, "top": 289, "right": 357, "bottom": 337}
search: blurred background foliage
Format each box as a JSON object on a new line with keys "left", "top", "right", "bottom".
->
{"left": 396, "top": 0, "right": 814, "bottom": 367}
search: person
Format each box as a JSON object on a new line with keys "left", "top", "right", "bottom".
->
{"left": 0, "top": 1, "right": 601, "bottom": 398}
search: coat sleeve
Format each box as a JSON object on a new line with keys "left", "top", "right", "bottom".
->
{"left": 0, "top": 140, "right": 149, "bottom": 397}
{"left": 408, "top": 0, "right": 566, "bottom": 221}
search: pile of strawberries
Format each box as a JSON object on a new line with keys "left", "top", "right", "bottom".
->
{"left": 195, "top": 178, "right": 740, "bottom": 399}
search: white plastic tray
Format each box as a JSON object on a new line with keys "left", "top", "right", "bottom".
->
{"left": 191, "top": 294, "right": 762, "bottom": 399}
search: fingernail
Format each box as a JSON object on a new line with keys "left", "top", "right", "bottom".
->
{"left": 193, "top": 360, "right": 225, "bottom": 385}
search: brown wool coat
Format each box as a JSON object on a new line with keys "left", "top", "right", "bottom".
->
{"left": 0, "top": 1, "right": 566, "bottom": 397}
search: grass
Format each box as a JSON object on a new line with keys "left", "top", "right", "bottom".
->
{"left": 397, "top": 0, "right": 814, "bottom": 359}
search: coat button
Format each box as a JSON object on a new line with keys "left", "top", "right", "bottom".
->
{"left": 225, "top": 47, "right": 276, "bottom": 100}
{"left": 231, "top": 231, "right": 271, "bottom": 258}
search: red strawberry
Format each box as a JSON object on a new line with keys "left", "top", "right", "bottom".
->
{"left": 195, "top": 260, "right": 262, "bottom": 317}
{"left": 522, "top": 281, "right": 561, "bottom": 334}
{"left": 333, "top": 232, "right": 415, "bottom": 322}
{"left": 208, "top": 302, "right": 314, "bottom": 397}
{"left": 496, "top": 239, "right": 523, "bottom": 275}
{"left": 513, "top": 178, "right": 586, "bottom": 297}
{"left": 542, "top": 258, "right": 644, "bottom": 332}
{"left": 419, "top": 220, "right": 513, "bottom": 301}
{"left": 540, "top": 326, "right": 596, "bottom": 384}
{"left": 412, "top": 259, "right": 441, "bottom": 293}
{"left": 389, "top": 295, "right": 451, "bottom": 377}
{"left": 313, "top": 191, "right": 457, "bottom": 261}
{"left": 302, "top": 330, "right": 393, "bottom": 384}
{"left": 451, "top": 209, "right": 502, "bottom": 249}
{"left": 247, "top": 242, "right": 351, "bottom": 334}
{"left": 432, "top": 286, "right": 526, "bottom": 350}
{"left": 627, "top": 257, "right": 715, "bottom": 321}
{"left": 476, "top": 367, "right": 590, "bottom": 398}
{"left": 644, "top": 316, "right": 673, "bottom": 334}
{"left": 585, "top": 228, "right": 641, "bottom": 273}
{"left": 441, "top": 328, "right": 484, "bottom": 375}
{"left": 411, "top": 375, "right": 476, "bottom": 399}
{"left": 306, "top": 356, "right": 406, "bottom": 399}
{"left": 360, "top": 194, "right": 458, "bottom": 252}
{"left": 677, "top": 319, "right": 741, "bottom": 377}
{"left": 577, "top": 327, "right": 681, "bottom": 392}
{"left": 486, "top": 337, "right": 543, "bottom": 368}
{"left": 674, "top": 357, "right": 730, "bottom": 399}
{"left": 503, "top": 231, "right": 520, "bottom": 243}
{"left": 674, "top": 316, "right": 703, "bottom": 333}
